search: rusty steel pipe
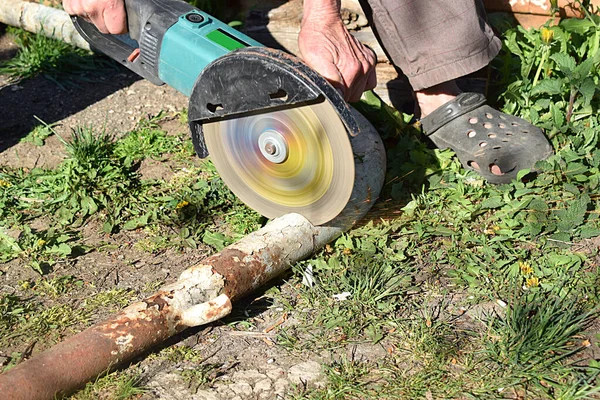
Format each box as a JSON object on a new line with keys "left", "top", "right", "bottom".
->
{"left": 0, "top": 110, "right": 385, "bottom": 399}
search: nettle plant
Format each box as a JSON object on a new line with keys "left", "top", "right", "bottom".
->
{"left": 494, "top": 1, "right": 600, "bottom": 139}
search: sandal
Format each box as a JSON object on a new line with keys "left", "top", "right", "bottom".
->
{"left": 420, "top": 92, "right": 553, "bottom": 184}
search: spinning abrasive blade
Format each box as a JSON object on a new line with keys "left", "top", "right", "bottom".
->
{"left": 204, "top": 100, "right": 355, "bottom": 225}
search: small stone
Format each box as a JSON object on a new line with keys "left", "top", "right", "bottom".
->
{"left": 232, "top": 370, "right": 268, "bottom": 384}
{"left": 288, "top": 361, "right": 326, "bottom": 388}
{"left": 265, "top": 367, "right": 285, "bottom": 380}
{"left": 194, "top": 390, "right": 220, "bottom": 400}
{"left": 254, "top": 378, "right": 272, "bottom": 394}
{"left": 228, "top": 382, "right": 253, "bottom": 397}
{"left": 215, "top": 386, "right": 236, "bottom": 398}
{"left": 273, "top": 378, "right": 290, "bottom": 396}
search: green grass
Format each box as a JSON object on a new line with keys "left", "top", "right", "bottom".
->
{"left": 71, "top": 369, "right": 147, "bottom": 400}
{"left": 2, "top": 3, "right": 600, "bottom": 398}
{"left": 0, "top": 283, "right": 137, "bottom": 354}
{"left": 0, "top": 113, "right": 259, "bottom": 268}
{"left": 0, "top": 27, "right": 114, "bottom": 85}
{"left": 20, "top": 117, "right": 57, "bottom": 146}
{"left": 274, "top": 3, "right": 600, "bottom": 397}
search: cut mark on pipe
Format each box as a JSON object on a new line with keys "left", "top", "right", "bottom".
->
{"left": 180, "top": 294, "right": 232, "bottom": 327}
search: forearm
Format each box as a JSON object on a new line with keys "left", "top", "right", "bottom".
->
{"left": 302, "top": 0, "right": 341, "bottom": 25}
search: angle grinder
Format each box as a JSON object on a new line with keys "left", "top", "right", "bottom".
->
{"left": 72, "top": 0, "right": 383, "bottom": 225}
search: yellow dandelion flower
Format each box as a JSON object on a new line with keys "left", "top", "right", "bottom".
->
{"left": 485, "top": 225, "right": 501, "bottom": 235}
{"left": 175, "top": 200, "right": 190, "bottom": 209}
{"left": 519, "top": 261, "right": 534, "bottom": 275}
{"left": 526, "top": 277, "right": 540, "bottom": 287}
{"left": 541, "top": 28, "right": 554, "bottom": 44}
{"left": 36, "top": 239, "right": 46, "bottom": 247}
{"left": 0, "top": 179, "right": 11, "bottom": 187}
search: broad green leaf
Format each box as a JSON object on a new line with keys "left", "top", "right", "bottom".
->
{"left": 559, "top": 18, "right": 595, "bottom": 34}
{"left": 102, "top": 221, "right": 114, "bottom": 234}
{"left": 580, "top": 224, "right": 600, "bottom": 239}
{"left": 505, "top": 31, "right": 523, "bottom": 58}
{"left": 531, "top": 78, "right": 563, "bottom": 96}
{"left": 563, "top": 183, "right": 580, "bottom": 195}
{"left": 50, "top": 243, "right": 72, "bottom": 256}
{"left": 122, "top": 214, "right": 149, "bottom": 230}
{"left": 589, "top": 30, "right": 600, "bottom": 58}
{"left": 578, "top": 77, "right": 596, "bottom": 107}
{"left": 551, "top": 53, "right": 576, "bottom": 77}
{"left": 481, "top": 196, "right": 504, "bottom": 209}
{"left": 516, "top": 169, "right": 532, "bottom": 181}
{"left": 202, "top": 230, "right": 228, "bottom": 251}
{"left": 29, "top": 260, "right": 44, "bottom": 275}
{"left": 529, "top": 107, "right": 540, "bottom": 124}
{"left": 555, "top": 194, "right": 590, "bottom": 232}
{"left": 574, "top": 57, "right": 596, "bottom": 79}
{"left": 550, "top": 103, "right": 565, "bottom": 127}
{"left": 535, "top": 98, "right": 552, "bottom": 109}
{"left": 529, "top": 198, "right": 548, "bottom": 213}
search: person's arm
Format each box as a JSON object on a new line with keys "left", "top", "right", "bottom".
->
{"left": 299, "top": 0, "right": 377, "bottom": 102}
{"left": 63, "top": 0, "right": 127, "bottom": 34}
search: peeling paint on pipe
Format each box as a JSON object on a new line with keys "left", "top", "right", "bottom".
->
{"left": 0, "top": 0, "right": 90, "bottom": 50}
{"left": 0, "top": 111, "right": 385, "bottom": 399}
{"left": 0, "top": 215, "right": 338, "bottom": 400}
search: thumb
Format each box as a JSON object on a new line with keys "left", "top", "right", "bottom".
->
{"left": 103, "top": 1, "right": 127, "bottom": 34}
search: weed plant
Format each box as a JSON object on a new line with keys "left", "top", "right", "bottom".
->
{"left": 0, "top": 27, "right": 114, "bottom": 86}
{"left": 3, "top": 2, "right": 600, "bottom": 398}
{"left": 0, "top": 115, "right": 260, "bottom": 274}
{"left": 281, "top": 2, "right": 600, "bottom": 398}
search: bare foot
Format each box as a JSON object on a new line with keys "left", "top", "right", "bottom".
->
{"left": 415, "top": 81, "right": 462, "bottom": 118}
{"left": 416, "top": 81, "right": 504, "bottom": 176}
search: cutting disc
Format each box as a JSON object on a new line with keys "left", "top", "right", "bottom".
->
{"left": 203, "top": 100, "right": 355, "bottom": 225}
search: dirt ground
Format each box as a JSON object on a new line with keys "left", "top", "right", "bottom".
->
{"left": 0, "top": 23, "right": 362, "bottom": 399}
{"left": 6, "top": 13, "right": 597, "bottom": 398}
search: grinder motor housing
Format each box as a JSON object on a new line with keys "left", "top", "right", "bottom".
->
{"left": 72, "top": 0, "right": 360, "bottom": 158}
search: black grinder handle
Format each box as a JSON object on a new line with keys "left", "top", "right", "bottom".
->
{"left": 72, "top": 0, "right": 195, "bottom": 85}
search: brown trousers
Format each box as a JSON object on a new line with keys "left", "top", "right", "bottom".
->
{"left": 359, "top": 0, "right": 502, "bottom": 90}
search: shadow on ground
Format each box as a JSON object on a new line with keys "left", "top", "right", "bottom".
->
{"left": 0, "top": 23, "right": 143, "bottom": 153}
{"left": 0, "top": 63, "right": 141, "bottom": 153}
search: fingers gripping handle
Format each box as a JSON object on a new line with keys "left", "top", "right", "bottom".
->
{"left": 72, "top": 0, "right": 195, "bottom": 85}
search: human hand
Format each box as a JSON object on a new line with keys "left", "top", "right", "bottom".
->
{"left": 298, "top": 7, "right": 376, "bottom": 103}
{"left": 63, "top": 0, "right": 127, "bottom": 34}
